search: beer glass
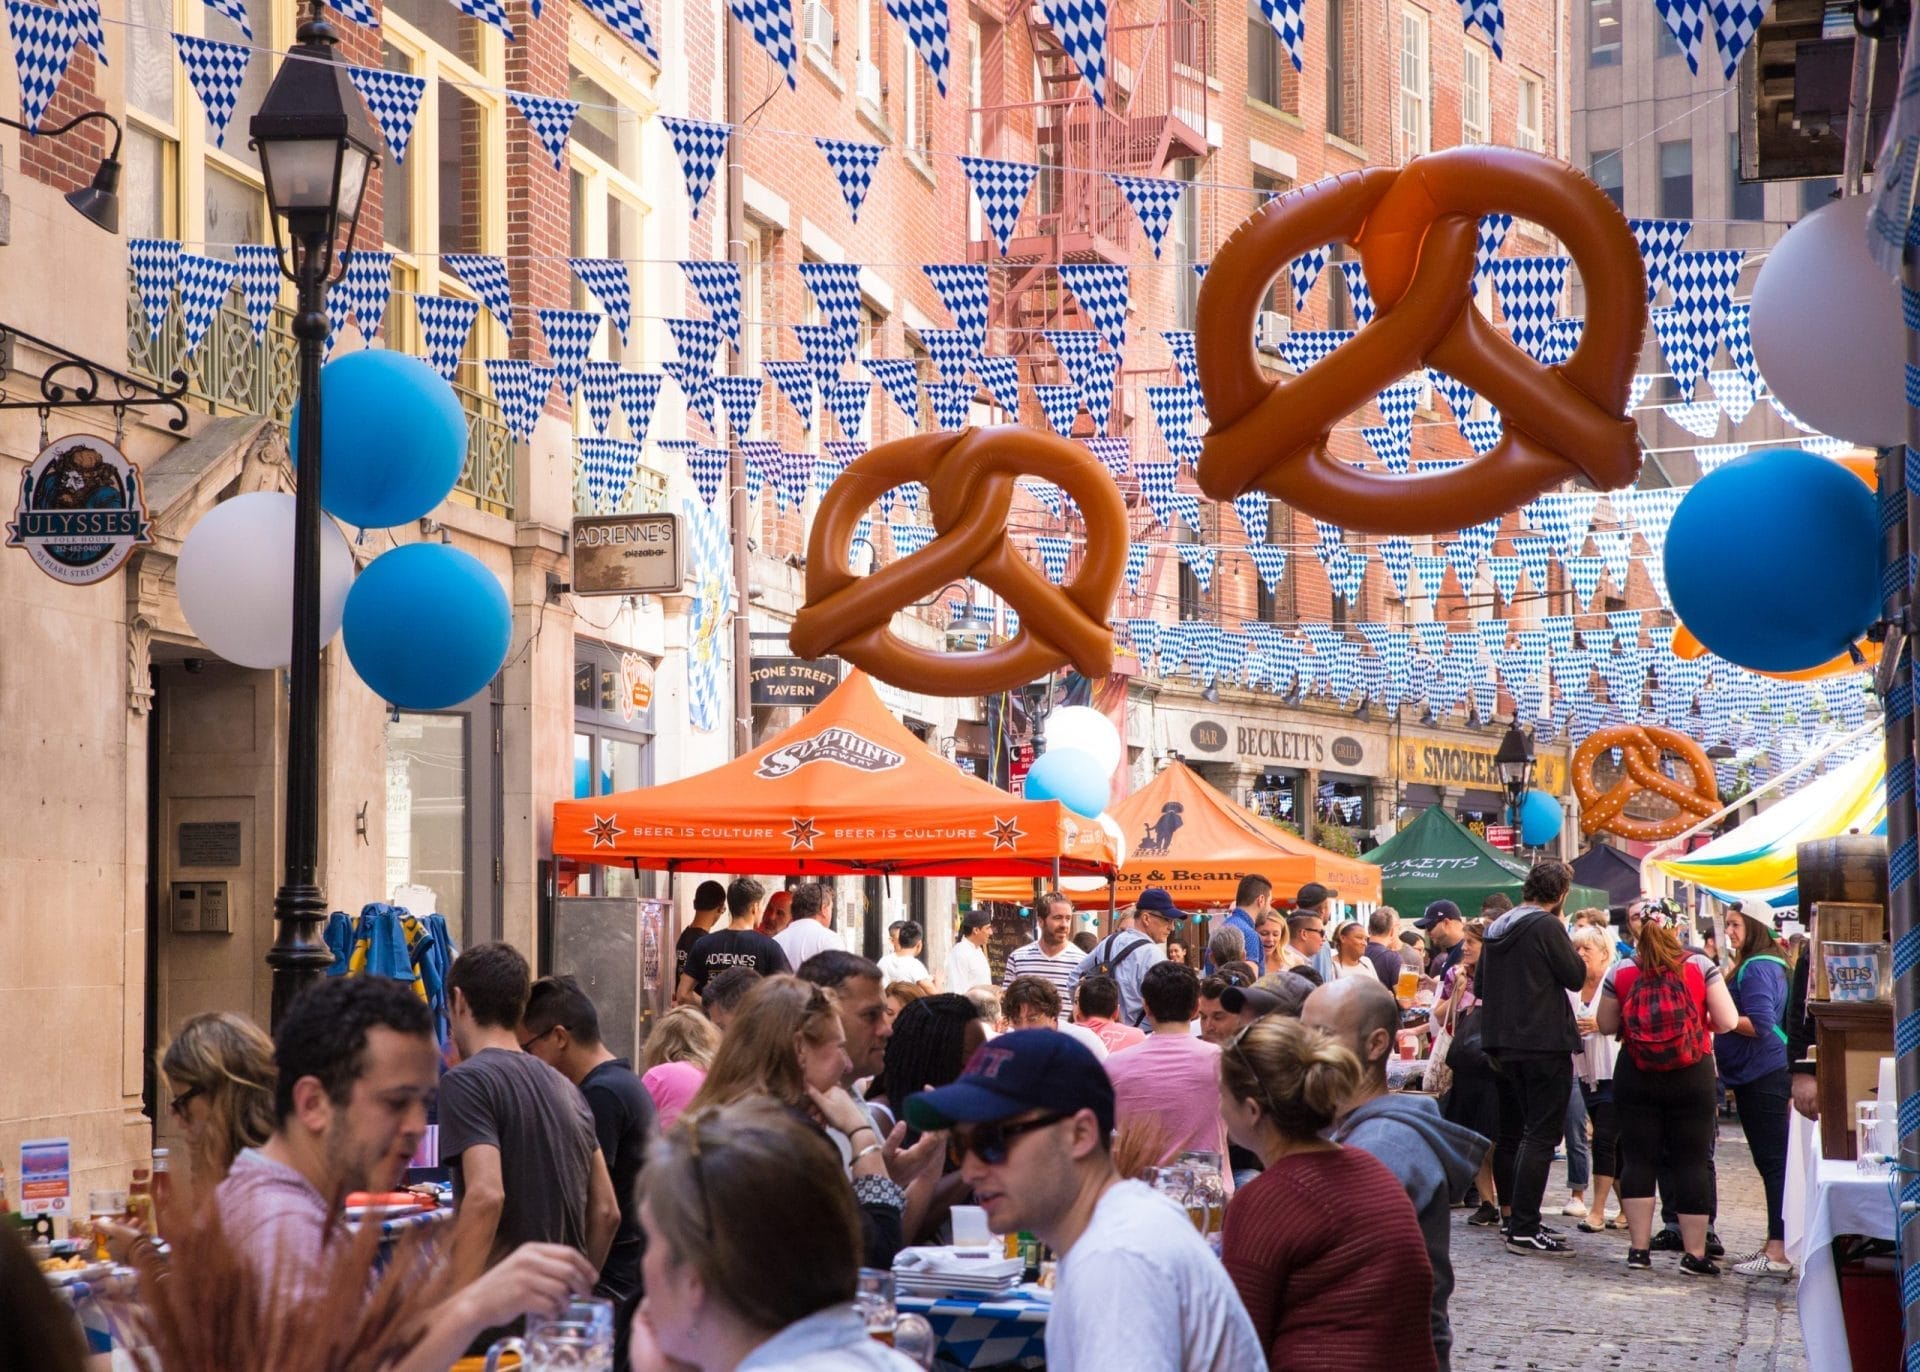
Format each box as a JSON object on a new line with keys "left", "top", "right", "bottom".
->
{"left": 484, "top": 1297, "right": 614, "bottom": 1371}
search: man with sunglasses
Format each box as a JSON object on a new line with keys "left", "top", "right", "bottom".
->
{"left": 1065, "top": 887, "right": 1182, "bottom": 1028}
{"left": 905, "top": 1030, "right": 1262, "bottom": 1372}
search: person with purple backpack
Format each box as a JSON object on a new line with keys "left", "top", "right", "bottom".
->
{"left": 1597, "top": 906, "right": 1740, "bottom": 1276}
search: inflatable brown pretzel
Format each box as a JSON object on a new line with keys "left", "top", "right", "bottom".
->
{"left": 1572, "top": 724, "right": 1720, "bottom": 842}
{"left": 1193, "top": 146, "right": 1648, "bottom": 534}
{"left": 790, "top": 427, "right": 1127, "bottom": 697}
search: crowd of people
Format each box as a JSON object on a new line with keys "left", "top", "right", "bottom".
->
{"left": 9, "top": 867, "right": 1802, "bottom": 1372}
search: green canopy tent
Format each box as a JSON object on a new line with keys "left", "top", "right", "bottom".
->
{"left": 1364, "top": 805, "right": 1609, "bottom": 916}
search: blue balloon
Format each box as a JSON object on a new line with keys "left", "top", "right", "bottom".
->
{"left": 1664, "top": 447, "right": 1879, "bottom": 673}
{"left": 1024, "top": 746, "right": 1109, "bottom": 818}
{"left": 295, "top": 349, "right": 467, "bottom": 529}
{"left": 343, "top": 543, "right": 511, "bottom": 709}
{"left": 1518, "top": 789, "right": 1563, "bottom": 848}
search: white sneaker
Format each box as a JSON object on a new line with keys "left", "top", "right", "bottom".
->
{"left": 1560, "top": 1197, "right": 1590, "bottom": 1218}
{"left": 1732, "top": 1252, "right": 1793, "bottom": 1278}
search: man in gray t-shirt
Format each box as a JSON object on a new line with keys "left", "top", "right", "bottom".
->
{"left": 443, "top": 943, "right": 619, "bottom": 1270}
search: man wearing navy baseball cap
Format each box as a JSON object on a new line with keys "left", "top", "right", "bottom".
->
{"left": 906, "top": 1030, "right": 1260, "bottom": 1372}
{"left": 1064, "top": 887, "right": 1183, "bottom": 1029}
{"left": 1417, "top": 899, "right": 1467, "bottom": 981}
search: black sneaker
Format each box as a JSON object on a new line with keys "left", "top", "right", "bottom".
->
{"left": 1467, "top": 1202, "right": 1501, "bottom": 1227}
{"left": 1506, "top": 1231, "right": 1573, "bottom": 1256}
{"left": 1537, "top": 1223, "right": 1566, "bottom": 1239}
{"left": 1680, "top": 1253, "right": 1723, "bottom": 1277}
{"left": 1706, "top": 1231, "right": 1726, "bottom": 1259}
{"left": 1650, "top": 1229, "right": 1684, "bottom": 1253}
{"left": 1626, "top": 1247, "right": 1652, "bottom": 1270}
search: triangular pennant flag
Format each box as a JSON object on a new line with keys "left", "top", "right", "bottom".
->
{"left": 1662, "top": 400, "right": 1722, "bottom": 438}
{"left": 1175, "top": 545, "right": 1217, "bottom": 596}
{"left": 669, "top": 317, "right": 723, "bottom": 368}
{"left": 1628, "top": 218, "right": 1692, "bottom": 301}
{"left": 199, "top": 0, "right": 252, "bottom": 34}
{"left": 348, "top": 66, "right": 428, "bottom": 165}
{"left": 414, "top": 294, "right": 480, "bottom": 380}
{"left": 617, "top": 371, "right": 662, "bottom": 442}
{"left": 1020, "top": 479, "right": 1064, "bottom": 519}
{"left": 794, "top": 323, "right": 852, "bottom": 384}
{"left": 1246, "top": 544, "right": 1287, "bottom": 593}
{"left": 959, "top": 155, "right": 1038, "bottom": 255}
{"left": 444, "top": 254, "right": 513, "bottom": 337}
{"left": 1653, "top": 0, "right": 1710, "bottom": 73}
{"left": 865, "top": 357, "right": 922, "bottom": 427}
{"left": 1460, "top": 416, "right": 1504, "bottom": 454}
{"left": 8, "top": 0, "right": 79, "bottom": 132}
{"left": 1664, "top": 248, "right": 1744, "bottom": 391}
{"left": 1288, "top": 248, "right": 1329, "bottom": 312}
{"left": 509, "top": 91, "right": 578, "bottom": 169}
{"left": 1254, "top": 0, "right": 1305, "bottom": 70}
{"left": 1280, "top": 329, "right": 1354, "bottom": 371}
{"left": 579, "top": 361, "right": 621, "bottom": 434}
{"left": 175, "top": 252, "right": 238, "bottom": 359}
{"left": 1515, "top": 536, "right": 1554, "bottom": 593}
{"left": 927, "top": 380, "right": 973, "bottom": 430}
{"left": 1059, "top": 263, "right": 1130, "bottom": 349}
{"left": 824, "top": 377, "right": 871, "bottom": 437}
{"left": 1110, "top": 173, "right": 1183, "bottom": 257}
{"left": 486, "top": 359, "right": 547, "bottom": 441}
{"left": 1036, "top": 384, "right": 1080, "bottom": 436}
{"left": 1705, "top": 369, "right": 1756, "bottom": 423}
{"left": 1627, "top": 372, "right": 1655, "bottom": 415}
{"left": 1723, "top": 302, "right": 1758, "bottom": 388}
{"left": 659, "top": 116, "right": 731, "bottom": 219}
{"left": 680, "top": 443, "right": 727, "bottom": 507}
{"left": 327, "top": 250, "right": 394, "bottom": 351}
{"left": 891, "top": 523, "right": 937, "bottom": 558}
{"left": 1336, "top": 261, "right": 1375, "bottom": 326}
{"left": 884, "top": 0, "right": 951, "bottom": 94}
{"left": 1428, "top": 369, "right": 1477, "bottom": 420}
{"left": 1379, "top": 537, "right": 1412, "bottom": 596}
{"left": 448, "top": 0, "right": 512, "bottom": 38}
{"left": 714, "top": 373, "right": 762, "bottom": 439}
{"left": 1036, "top": 0, "right": 1110, "bottom": 103}
{"left": 578, "top": 436, "right": 641, "bottom": 512}
{"left": 1124, "top": 543, "right": 1152, "bottom": 593}
{"left": 680, "top": 260, "right": 743, "bottom": 347}
{"left": 129, "top": 238, "right": 180, "bottom": 340}
{"left": 330, "top": 0, "right": 378, "bottom": 26}
{"left": 1594, "top": 529, "right": 1633, "bottom": 587}
{"left": 570, "top": 258, "right": 633, "bottom": 345}
{"left": 815, "top": 137, "right": 885, "bottom": 221}
{"left": 1033, "top": 534, "right": 1073, "bottom": 585}
{"left": 232, "top": 244, "right": 280, "bottom": 342}
{"left": 175, "top": 32, "right": 250, "bottom": 147}
{"left": 1163, "top": 329, "right": 1199, "bottom": 384}
{"left": 798, "top": 261, "right": 865, "bottom": 346}
{"left": 577, "top": 0, "right": 657, "bottom": 59}
{"left": 1068, "top": 349, "right": 1120, "bottom": 436}
{"left": 1460, "top": 0, "right": 1505, "bottom": 56}
{"left": 662, "top": 362, "right": 715, "bottom": 427}
{"left": 764, "top": 360, "right": 817, "bottom": 428}
{"left": 972, "top": 354, "right": 1020, "bottom": 410}
{"left": 1233, "top": 491, "right": 1269, "bottom": 543}
{"left": 1474, "top": 214, "right": 1513, "bottom": 279}
{"left": 921, "top": 329, "right": 978, "bottom": 381}
{"left": 57, "top": 0, "right": 99, "bottom": 64}
{"left": 538, "top": 308, "right": 602, "bottom": 400}
{"left": 923, "top": 264, "right": 991, "bottom": 344}
{"left": 728, "top": 0, "right": 798, "bottom": 88}
{"left": 1487, "top": 556, "right": 1522, "bottom": 604}
{"left": 1486, "top": 256, "right": 1568, "bottom": 359}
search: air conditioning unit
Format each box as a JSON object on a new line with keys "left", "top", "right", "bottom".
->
{"left": 1255, "top": 310, "right": 1291, "bottom": 353}
{"left": 857, "top": 59, "right": 883, "bottom": 107}
{"left": 801, "top": 0, "right": 833, "bottom": 57}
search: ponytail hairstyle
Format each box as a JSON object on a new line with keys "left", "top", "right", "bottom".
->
{"left": 1218, "top": 1016, "right": 1361, "bottom": 1142}
{"left": 1634, "top": 915, "right": 1687, "bottom": 976}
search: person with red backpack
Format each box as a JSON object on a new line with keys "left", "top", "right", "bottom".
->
{"left": 1597, "top": 907, "right": 1740, "bottom": 1275}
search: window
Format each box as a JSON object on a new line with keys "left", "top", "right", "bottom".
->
{"left": 571, "top": 644, "right": 655, "bottom": 900}
{"left": 1326, "top": 0, "right": 1351, "bottom": 138}
{"left": 437, "top": 83, "right": 489, "bottom": 255}
{"left": 1400, "top": 8, "right": 1430, "bottom": 160}
{"left": 1171, "top": 158, "right": 1201, "bottom": 326}
{"left": 1729, "top": 135, "right": 1763, "bottom": 220}
{"left": 1801, "top": 177, "right": 1839, "bottom": 216}
{"left": 1176, "top": 521, "right": 1204, "bottom": 619}
{"left": 204, "top": 165, "right": 262, "bottom": 254}
{"left": 382, "top": 46, "right": 418, "bottom": 252}
{"left": 1253, "top": 173, "right": 1290, "bottom": 314}
{"left": 1255, "top": 502, "right": 1285, "bottom": 621}
{"left": 1659, "top": 139, "right": 1693, "bottom": 218}
{"left": 903, "top": 35, "right": 933, "bottom": 156}
{"left": 856, "top": 0, "right": 882, "bottom": 108}
{"left": 1590, "top": 148, "right": 1623, "bottom": 209}
{"left": 1589, "top": 0, "right": 1620, "bottom": 65}
{"left": 123, "top": 125, "right": 171, "bottom": 240}
{"left": 1655, "top": 14, "right": 1681, "bottom": 57}
{"left": 386, "top": 713, "right": 473, "bottom": 944}
{"left": 1248, "top": 0, "right": 1292, "bottom": 110}
{"left": 1516, "top": 74, "right": 1543, "bottom": 151}
{"left": 1461, "top": 44, "right": 1489, "bottom": 143}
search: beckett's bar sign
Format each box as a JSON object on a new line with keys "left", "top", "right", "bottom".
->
{"left": 750, "top": 657, "right": 843, "bottom": 707}
{"left": 572, "top": 513, "right": 685, "bottom": 596}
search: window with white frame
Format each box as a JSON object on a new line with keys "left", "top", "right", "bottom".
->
{"left": 903, "top": 35, "right": 932, "bottom": 157}
{"left": 857, "top": 0, "right": 883, "bottom": 109}
{"left": 1400, "top": 8, "right": 1431, "bottom": 160}
{"left": 1516, "top": 73, "right": 1544, "bottom": 151}
{"left": 1461, "top": 43, "right": 1489, "bottom": 143}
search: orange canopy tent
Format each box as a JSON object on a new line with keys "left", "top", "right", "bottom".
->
{"left": 976, "top": 760, "right": 1381, "bottom": 908}
{"left": 552, "top": 671, "right": 1118, "bottom": 877}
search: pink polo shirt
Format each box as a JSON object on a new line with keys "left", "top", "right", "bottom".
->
{"left": 1103, "top": 1031, "right": 1231, "bottom": 1183}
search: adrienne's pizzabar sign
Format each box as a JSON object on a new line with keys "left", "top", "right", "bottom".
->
{"left": 750, "top": 656, "right": 843, "bottom": 707}
{"left": 7, "top": 436, "right": 151, "bottom": 585}
{"left": 571, "top": 513, "right": 684, "bottom": 596}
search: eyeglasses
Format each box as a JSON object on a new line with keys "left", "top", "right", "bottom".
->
{"left": 168, "top": 1085, "right": 203, "bottom": 1118}
{"left": 685, "top": 1112, "right": 717, "bottom": 1239}
{"left": 519, "top": 1025, "right": 557, "bottom": 1053}
{"left": 950, "top": 1112, "right": 1070, "bottom": 1166}
{"left": 1299, "top": 925, "right": 1325, "bottom": 938}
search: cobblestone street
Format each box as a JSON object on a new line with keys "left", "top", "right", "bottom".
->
{"left": 1448, "top": 1125, "right": 1807, "bottom": 1371}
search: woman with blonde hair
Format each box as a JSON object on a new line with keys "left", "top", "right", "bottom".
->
{"left": 641, "top": 1006, "right": 723, "bottom": 1130}
{"left": 158, "top": 1011, "right": 276, "bottom": 1201}
{"left": 1219, "top": 1017, "right": 1437, "bottom": 1369}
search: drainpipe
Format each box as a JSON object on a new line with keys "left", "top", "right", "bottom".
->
{"left": 725, "top": 6, "right": 753, "bottom": 758}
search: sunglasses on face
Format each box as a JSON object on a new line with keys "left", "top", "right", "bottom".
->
{"left": 168, "top": 1085, "right": 203, "bottom": 1118}
{"left": 949, "top": 1112, "right": 1069, "bottom": 1166}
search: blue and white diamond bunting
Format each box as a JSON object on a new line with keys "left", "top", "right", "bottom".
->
{"left": 1628, "top": 218, "right": 1692, "bottom": 301}
{"left": 348, "top": 66, "right": 427, "bottom": 164}
{"left": 578, "top": 0, "right": 657, "bottom": 59}
{"left": 1163, "top": 329, "right": 1198, "bottom": 383}
{"left": 444, "top": 254, "right": 514, "bottom": 337}
{"left": 1247, "top": 545, "right": 1287, "bottom": 593}
{"left": 923, "top": 264, "right": 991, "bottom": 344}
{"left": 799, "top": 261, "right": 865, "bottom": 347}
{"left": 571, "top": 258, "right": 633, "bottom": 345}
{"left": 1486, "top": 256, "right": 1568, "bottom": 359}
{"left": 1288, "top": 247, "right": 1328, "bottom": 313}
{"left": 794, "top": 323, "right": 852, "bottom": 383}
{"left": 1036, "top": 0, "right": 1110, "bottom": 105}
{"left": 1036, "top": 384, "right": 1080, "bottom": 436}
{"left": 670, "top": 317, "right": 724, "bottom": 369}
{"left": 1234, "top": 492, "right": 1269, "bottom": 542}
{"left": 1175, "top": 545, "right": 1216, "bottom": 595}
{"left": 660, "top": 117, "right": 731, "bottom": 219}
{"left": 824, "top": 377, "right": 871, "bottom": 437}
{"left": 1254, "top": 0, "right": 1305, "bottom": 70}
{"left": 921, "top": 329, "right": 977, "bottom": 380}
{"left": 865, "top": 357, "right": 921, "bottom": 427}
{"left": 509, "top": 91, "right": 577, "bottom": 170}
{"left": 1336, "top": 261, "right": 1375, "bottom": 326}
{"left": 129, "top": 238, "right": 180, "bottom": 340}
{"left": 1084, "top": 435, "right": 1129, "bottom": 477}
{"left": 1033, "top": 534, "right": 1072, "bottom": 584}
{"left": 486, "top": 359, "right": 549, "bottom": 441}
{"left": 960, "top": 156, "right": 1038, "bottom": 255}
{"left": 174, "top": 31, "right": 249, "bottom": 147}
{"left": 1110, "top": 173, "right": 1182, "bottom": 257}
{"left": 927, "top": 380, "right": 973, "bottom": 430}
{"left": 1705, "top": 368, "right": 1755, "bottom": 423}
{"left": 580, "top": 361, "right": 621, "bottom": 433}
{"left": 663, "top": 362, "right": 716, "bottom": 426}
{"left": 1460, "top": 0, "right": 1504, "bottom": 57}
{"left": 63, "top": 0, "right": 101, "bottom": 64}
{"left": 175, "top": 252, "right": 237, "bottom": 359}
{"left": 1662, "top": 248, "right": 1743, "bottom": 390}
{"left": 681, "top": 442, "right": 727, "bottom": 506}
{"left": 618, "top": 371, "right": 662, "bottom": 442}
{"left": 1653, "top": 0, "right": 1709, "bottom": 73}
{"left": 414, "top": 294, "right": 480, "bottom": 380}
{"left": 1125, "top": 546, "right": 1153, "bottom": 594}
{"left": 450, "top": 0, "right": 512, "bottom": 37}
{"left": 326, "top": 250, "right": 394, "bottom": 352}
{"left": 578, "top": 436, "right": 640, "bottom": 512}
{"left": 885, "top": 0, "right": 951, "bottom": 95}
{"left": 729, "top": 0, "right": 798, "bottom": 88}
{"left": 816, "top": 137, "right": 884, "bottom": 221}
{"left": 232, "top": 244, "right": 280, "bottom": 342}
{"left": 539, "top": 308, "right": 602, "bottom": 400}
{"left": 714, "top": 373, "right": 762, "bottom": 439}
{"left": 199, "top": 0, "right": 250, "bottom": 36}
{"left": 7, "top": 0, "right": 78, "bottom": 131}
{"left": 1059, "top": 263, "right": 1130, "bottom": 349}
{"left": 764, "top": 360, "right": 817, "bottom": 427}
{"left": 972, "top": 354, "right": 1020, "bottom": 410}
{"left": 1474, "top": 214, "right": 1513, "bottom": 279}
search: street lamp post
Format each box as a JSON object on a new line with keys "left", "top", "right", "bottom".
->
{"left": 248, "top": 0, "right": 379, "bottom": 1027}
{"left": 1494, "top": 720, "right": 1536, "bottom": 841}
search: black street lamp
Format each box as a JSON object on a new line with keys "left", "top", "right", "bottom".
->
{"left": 0, "top": 109, "right": 124, "bottom": 230}
{"left": 1494, "top": 720, "right": 1536, "bottom": 834}
{"left": 249, "top": 0, "right": 379, "bottom": 1027}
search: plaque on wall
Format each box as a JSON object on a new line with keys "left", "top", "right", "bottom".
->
{"left": 177, "top": 821, "right": 243, "bottom": 868}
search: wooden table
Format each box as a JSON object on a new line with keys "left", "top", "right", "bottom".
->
{"left": 1811, "top": 999, "right": 1893, "bottom": 1160}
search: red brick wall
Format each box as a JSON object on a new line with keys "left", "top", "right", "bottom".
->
{"left": 503, "top": 0, "right": 575, "bottom": 413}
{"left": 21, "top": 46, "right": 106, "bottom": 193}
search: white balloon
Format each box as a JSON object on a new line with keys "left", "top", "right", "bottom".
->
{"left": 1750, "top": 195, "right": 1905, "bottom": 447}
{"left": 1045, "top": 706, "right": 1124, "bottom": 774}
{"left": 1097, "top": 812, "right": 1129, "bottom": 867}
{"left": 178, "top": 492, "right": 355, "bottom": 669}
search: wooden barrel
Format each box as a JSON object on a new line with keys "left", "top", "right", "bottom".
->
{"left": 1797, "top": 834, "right": 1888, "bottom": 910}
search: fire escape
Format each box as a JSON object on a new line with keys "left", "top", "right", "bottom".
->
{"left": 970, "top": 0, "right": 1211, "bottom": 355}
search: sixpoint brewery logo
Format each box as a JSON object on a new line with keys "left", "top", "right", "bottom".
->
{"left": 756, "top": 727, "right": 905, "bottom": 779}
{"left": 8, "top": 435, "right": 151, "bottom": 585}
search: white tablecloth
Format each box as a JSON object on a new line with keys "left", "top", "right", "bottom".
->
{"left": 1785, "top": 1112, "right": 1898, "bottom": 1372}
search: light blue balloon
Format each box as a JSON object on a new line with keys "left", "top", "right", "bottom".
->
{"left": 343, "top": 543, "right": 511, "bottom": 709}
{"left": 1024, "top": 746, "right": 1109, "bottom": 818}
{"left": 295, "top": 349, "right": 467, "bottom": 529}
{"left": 1518, "top": 789, "right": 1563, "bottom": 848}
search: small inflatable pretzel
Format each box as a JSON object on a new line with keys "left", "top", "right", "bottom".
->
{"left": 1194, "top": 147, "right": 1648, "bottom": 535}
{"left": 790, "top": 427, "right": 1128, "bottom": 697}
{"left": 1572, "top": 725, "right": 1720, "bottom": 842}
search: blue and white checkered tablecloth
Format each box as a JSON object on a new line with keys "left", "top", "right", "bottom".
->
{"left": 899, "top": 1288, "right": 1050, "bottom": 1370}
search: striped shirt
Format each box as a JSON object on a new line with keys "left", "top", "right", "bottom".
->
{"left": 1003, "top": 939, "right": 1083, "bottom": 1015}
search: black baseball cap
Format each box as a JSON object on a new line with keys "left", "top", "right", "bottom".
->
{"left": 1415, "top": 899, "right": 1463, "bottom": 930}
{"left": 960, "top": 909, "right": 995, "bottom": 933}
{"left": 1136, "top": 887, "right": 1189, "bottom": 922}
{"left": 1295, "top": 882, "right": 1331, "bottom": 909}
{"left": 904, "top": 1029, "right": 1116, "bottom": 1135}
{"left": 1219, "top": 985, "right": 1284, "bottom": 1018}
{"left": 693, "top": 880, "right": 727, "bottom": 912}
